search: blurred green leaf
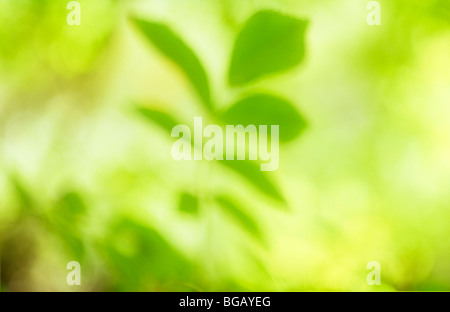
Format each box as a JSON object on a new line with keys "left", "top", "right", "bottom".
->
{"left": 47, "top": 192, "right": 88, "bottom": 259}
{"left": 222, "top": 93, "right": 307, "bottom": 142}
{"left": 228, "top": 10, "right": 308, "bottom": 85}
{"left": 9, "top": 175, "right": 33, "bottom": 210}
{"left": 131, "top": 17, "right": 212, "bottom": 110}
{"left": 136, "top": 106, "right": 180, "bottom": 133}
{"left": 215, "top": 195, "right": 265, "bottom": 244}
{"left": 178, "top": 192, "right": 200, "bottom": 215}
{"left": 59, "top": 192, "right": 86, "bottom": 216}
{"left": 135, "top": 104, "right": 284, "bottom": 203}
{"left": 52, "top": 224, "right": 85, "bottom": 260}
{"left": 219, "top": 160, "right": 284, "bottom": 203}
{"left": 103, "top": 218, "right": 191, "bottom": 289}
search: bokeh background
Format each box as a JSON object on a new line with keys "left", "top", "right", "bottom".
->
{"left": 1, "top": 0, "right": 450, "bottom": 291}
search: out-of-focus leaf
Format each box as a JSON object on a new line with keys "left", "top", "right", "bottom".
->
{"left": 10, "top": 176, "right": 33, "bottom": 210}
{"left": 178, "top": 192, "right": 200, "bottom": 215}
{"left": 219, "top": 160, "right": 284, "bottom": 204}
{"left": 59, "top": 192, "right": 86, "bottom": 215}
{"left": 45, "top": 191, "right": 88, "bottom": 259}
{"left": 102, "top": 218, "right": 191, "bottom": 289}
{"left": 47, "top": 215, "right": 85, "bottom": 259}
{"left": 136, "top": 106, "right": 180, "bottom": 133}
{"left": 135, "top": 104, "right": 284, "bottom": 203}
{"left": 228, "top": 10, "right": 308, "bottom": 85}
{"left": 222, "top": 93, "right": 307, "bottom": 142}
{"left": 53, "top": 224, "right": 85, "bottom": 259}
{"left": 131, "top": 17, "right": 212, "bottom": 110}
{"left": 215, "top": 195, "right": 265, "bottom": 244}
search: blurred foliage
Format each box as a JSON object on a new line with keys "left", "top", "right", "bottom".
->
{"left": 1, "top": 0, "right": 450, "bottom": 292}
{"left": 133, "top": 9, "right": 306, "bottom": 211}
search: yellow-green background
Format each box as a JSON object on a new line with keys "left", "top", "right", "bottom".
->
{"left": 1, "top": 0, "right": 450, "bottom": 291}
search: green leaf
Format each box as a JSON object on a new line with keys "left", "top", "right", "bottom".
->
{"left": 51, "top": 223, "right": 85, "bottom": 259}
{"left": 178, "top": 192, "right": 199, "bottom": 215}
{"left": 10, "top": 175, "right": 33, "bottom": 209}
{"left": 215, "top": 195, "right": 265, "bottom": 244}
{"left": 59, "top": 192, "right": 86, "bottom": 215}
{"left": 131, "top": 17, "right": 212, "bottom": 110}
{"left": 135, "top": 106, "right": 180, "bottom": 133}
{"left": 228, "top": 10, "right": 308, "bottom": 85}
{"left": 48, "top": 191, "right": 88, "bottom": 259}
{"left": 135, "top": 104, "right": 284, "bottom": 203}
{"left": 221, "top": 93, "right": 307, "bottom": 142}
{"left": 103, "top": 218, "right": 191, "bottom": 287}
{"left": 219, "top": 160, "right": 284, "bottom": 203}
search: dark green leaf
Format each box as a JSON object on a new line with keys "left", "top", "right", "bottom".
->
{"left": 222, "top": 93, "right": 307, "bottom": 142}
{"left": 131, "top": 17, "right": 212, "bottom": 109}
{"left": 229, "top": 10, "right": 308, "bottom": 85}
{"left": 215, "top": 195, "right": 265, "bottom": 244}
{"left": 178, "top": 192, "right": 199, "bottom": 215}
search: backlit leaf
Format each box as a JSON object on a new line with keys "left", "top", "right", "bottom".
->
{"left": 229, "top": 10, "right": 308, "bottom": 85}
{"left": 178, "top": 192, "right": 200, "bottom": 215}
{"left": 215, "top": 195, "right": 265, "bottom": 244}
{"left": 131, "top": 17, "right": 212, "bottom": 109}
{"left": 220, "top": 160, "right": 284, "bottom": 203}
{"left": 135, "top": 106, "right": 180, "bottom": 133}
{"left": 222, "top": 93, "right": 307, "bottom": 142}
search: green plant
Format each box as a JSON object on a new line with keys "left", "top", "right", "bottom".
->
{"left": 131, "top": 10, "right": 309, "bottom": 245}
